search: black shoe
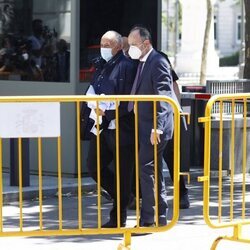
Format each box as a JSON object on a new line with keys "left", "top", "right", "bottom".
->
{"left": 132, "top": 222, "right": 154, "bottom": 236}
{"left": 102, "top": 220, "right": 126, "bottom": 228}
{"left": 140, "top": 222, "right": 155, "bottom": 227}
{"left": 180, "top": 193, "right": 190, "bottom": 209}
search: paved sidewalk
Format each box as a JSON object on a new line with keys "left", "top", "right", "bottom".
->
{"left": 1, "top": 169, "right": 250, "bottom": 250}
{"left": 2, "top": 172, "right": 95, "bottom": 203}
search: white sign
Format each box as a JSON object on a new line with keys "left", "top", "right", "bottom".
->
{"left": 0, "top": 103, "right": 61, "bottom": 138}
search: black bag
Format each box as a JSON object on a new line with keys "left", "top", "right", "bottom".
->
{"left": 80, "top": 102, "right": 94, "bottom": 140}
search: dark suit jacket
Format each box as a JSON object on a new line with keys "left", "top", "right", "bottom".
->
{"left": 54, "top": 51, "right": 70, "bottom": 82}
{"left": 82, "top": 51, "right": 137, "bottom": 146}
{"left": 135, "top": 49, "right": 174, "bottom": 143}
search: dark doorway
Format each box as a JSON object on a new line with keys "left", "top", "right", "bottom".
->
{"left": 80, "top": 0, "right": 160, "bottom": 75}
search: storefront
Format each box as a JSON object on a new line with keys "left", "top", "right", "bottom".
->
{"left": 0, "top": 0, "right": 161, "bottom": 175}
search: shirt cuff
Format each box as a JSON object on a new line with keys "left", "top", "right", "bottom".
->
{"left": 151, "top": 129, "right": 163, "bottom": 134}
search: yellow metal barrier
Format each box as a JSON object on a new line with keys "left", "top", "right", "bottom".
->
{"left": 199, "top": 93, "right": 250, "bottom": 249}
{"left": 0, "top": 95, "right": 182, "bottom": 250}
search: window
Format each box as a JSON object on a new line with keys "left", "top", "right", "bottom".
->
{"left": 214, "top": 15, "right": 218, "bottom": 47}
{"left": 0, "top": 0, "right": 71, "bottom": 82}
{"left": 79, "top": 0, "right": 159, "bottom": 82}
{"left": 214, "top": 15, "right": 217, "bottom": 41}
{"left": 236, "top": 15, "right": 241, "bottom": 43}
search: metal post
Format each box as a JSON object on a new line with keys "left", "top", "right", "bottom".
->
{"left": 10, "top": 138, "right": 30, "bottom": 187}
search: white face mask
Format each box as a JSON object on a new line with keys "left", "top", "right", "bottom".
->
{"left": 128, "top": 45, "right": 142, "bottom": 60}
{"left": 100, "top": 48, "right": 113, "bottom": 62}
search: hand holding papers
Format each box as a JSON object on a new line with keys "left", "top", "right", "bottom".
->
{"left": 86, "top": 85, "right": 119, "bottom": 135}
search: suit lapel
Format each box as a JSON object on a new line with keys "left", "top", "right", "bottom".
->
{"left": 135, "top": 49, "right": 156, "bottom": 93}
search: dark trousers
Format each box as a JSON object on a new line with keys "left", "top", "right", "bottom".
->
{"left": 139, "top": 140, "right": 168, "bottom": 225}
{"left": 163, "top": 135, "right": 188, "bottom": 196}
{"left": 87, "top": 130, "right": 134, "bottom": 223}
{"left": 131, "top": 136, "right": 188, "bottom": 199}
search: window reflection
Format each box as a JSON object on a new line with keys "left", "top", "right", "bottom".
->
{"left": 79, "top": 0, "right": 159, "bottom": 82}
{"left": 0, "top": 0, "right": 71, "bottom": 82}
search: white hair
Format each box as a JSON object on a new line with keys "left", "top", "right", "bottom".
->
{"left": 102, "top": 30, "right": 123, "bottom": 46}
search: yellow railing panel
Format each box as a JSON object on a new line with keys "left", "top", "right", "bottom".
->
{"left": 199, "top": 93, "right": 250, "bottom": 249}
{"left": 0, "top": 95, "right": 182, "bottom": 250}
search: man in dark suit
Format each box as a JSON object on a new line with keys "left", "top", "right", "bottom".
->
{"left": 84, "top": 31, "right": 137, "bottom": 228}
{"left": 128, "top": 51, "right": 190, "bottom": 210}
{"left": 128, "top": 26, "right": 174, "bottom": 227}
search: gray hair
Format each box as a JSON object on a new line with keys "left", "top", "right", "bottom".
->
{"left": 102, "top": 30, "right": 123, "bottom": 46}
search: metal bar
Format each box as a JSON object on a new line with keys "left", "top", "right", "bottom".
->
{"left": 18, "top": 138, "right": 23, "bottom": 231}
{"left": 153, "top": 101, "right": 159, "bottom": 226}
{"left": 134, "top": 102, "right": 140, "bottom": 227}
{"left": 115, "top": 101, "right": 121, "bottom": 228}
{"left": 76, "top": 102, "right": 83, "bottom": 229}
{"left": 96, "top": 101, "right": 102, "bottom": 228}
{"left": 202, "top": 98, "right": 212, "bottom": 227}
{"left": 57, "top": 137, "right": 63, "bottom": 230}
{"left": 242, "top": 98, "right": 247, "bottom": 219}
{"left": 0, "top": 94, "right": 226, "bottom": 103}
{"left": 123, "top": 231, "right": 131, "bottom": 249}
{"left": 173, "top": 100, "right": 180, "bottom": 221}
{"left": 218, "top": 101, "right": 223, "bottom": 223}
{"left": 38, "top": 138, "right": 43, "bottom": 230}
{"left": 230, "top": 100, "right": 235, "bottom": 221}
{"left": 233, "top": 224, "right": 242, "bottom": 240}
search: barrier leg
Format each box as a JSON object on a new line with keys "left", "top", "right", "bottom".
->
{"left": 210, "top": 236, "right": 223, "bottom": 250}
{"left": 118, "top": 232, "right": 131, "bottom": 250}
{"left": 211, "top": 235, "right": 250, "bottom": 250}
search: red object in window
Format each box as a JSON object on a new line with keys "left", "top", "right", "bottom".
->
{"left": 80, "top": 66, "right": 96, "bottom": 81}
{"left": 87, "top": 45, "right": 100, "bottom": 49}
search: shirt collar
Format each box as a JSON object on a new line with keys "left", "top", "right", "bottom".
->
{"left": 140, "top": 47, "right": 153, "bottom": 62}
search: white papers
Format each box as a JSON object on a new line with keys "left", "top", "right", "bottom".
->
{"left": 85, "top": 85, "right": 118, "bottom": 135}
{"left": 89, "top": 109, "right": 103, "bottom": 135}
{"left": 0, "top": 103, "right": 60, "bottom": 138}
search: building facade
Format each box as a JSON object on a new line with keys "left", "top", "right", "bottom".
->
{"left": 214, "top": 0, "right": 242, "bottom": 57}
{"left": 162, "top": 0, "right": 243, "bottom": 58}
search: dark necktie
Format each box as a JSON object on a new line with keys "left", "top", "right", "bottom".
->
{"left": 128, "top": 62, "right": 144, "bottom": 112}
